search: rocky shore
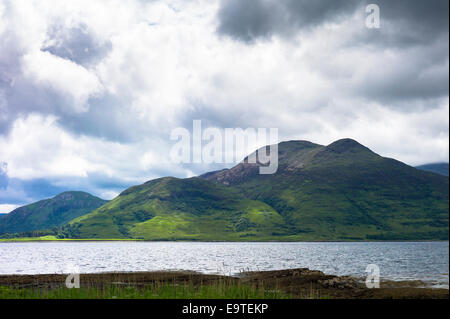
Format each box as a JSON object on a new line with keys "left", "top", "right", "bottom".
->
{"left": 0, "top": 268, "right": 448, "bottom": 299}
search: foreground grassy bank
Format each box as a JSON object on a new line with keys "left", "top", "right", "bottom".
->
{"left": 0, "top": 269, "right": 447, "bottom": 299}
{"left": 0, "top": 283, "right": 291, "bottom": 299}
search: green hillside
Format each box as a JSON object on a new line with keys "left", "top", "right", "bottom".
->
{"left": 67, "top": 177, "right": 286, "bottom": 240}
{"left": 0, "top": 191, "right": 108, "bottom": 234}
{"left": 202, "top": 139, "right": 449, "bottom": 240}
{"left": 66, "top": 138, "right": 449, "bottom": 241}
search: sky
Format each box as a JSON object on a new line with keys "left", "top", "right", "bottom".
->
{"left": 0, "top": 0, "right": 448, "bottom": 212}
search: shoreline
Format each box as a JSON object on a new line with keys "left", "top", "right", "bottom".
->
{"left": 1, "top": 268, "right": 448, "bottom": 299}
{"left": 1, "top": 238, "right": 449, "bottom": 243}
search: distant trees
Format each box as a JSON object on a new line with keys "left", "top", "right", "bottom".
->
{"left": 0, "top": 224, "right": 81, "bottom": 239}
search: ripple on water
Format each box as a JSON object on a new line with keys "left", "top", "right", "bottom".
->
{"left": 0, "top": 241, "right": 447, "bottom": 287}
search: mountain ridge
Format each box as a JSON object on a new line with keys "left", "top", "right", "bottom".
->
{"left": 1, "top": 139, "right": 448, "bottom": 240}
{"left": 64, "top": 138, "right": 449, "bottom": 241}
{"left": 0, "top": 191, "right": 108, "bottom": 234}
{"left": 416, "top": 163, "right": 449, "bottom": 177}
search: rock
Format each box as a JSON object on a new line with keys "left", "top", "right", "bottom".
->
{"left": 318, "top": 276, "right": 360, "bottom": 289}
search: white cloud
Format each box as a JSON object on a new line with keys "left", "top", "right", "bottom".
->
{"left": 0, "top": 113, "right": 193, "bottom": 185}
{"left": 22, "top": 51, "right": 102, "bottom": 111}
{"left": 0, "top": 115, "right": 92, "bottom": 179}
{"left": 0, "top": 0, "right": 448, "bottom": 205}
{"left": 0, "top": 204, "right": 20, "bottom": 214}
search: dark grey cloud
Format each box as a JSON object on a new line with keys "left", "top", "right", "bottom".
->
{"left": 0, "top": 76, "right": 71, "bottom": 135}
{"left": 217, "top": 0, "right": 449, "bottom": 44}
{"left": 351, "top": 38, "right": 449, "bottom": 104}
{"left": 216, "top": 0, "right": 285, "bottom": 42}
{"left": 380, "top": 0, "right": 449, "bottom": 34}
{"left": 353, "top": 0, "right": 449, "bottom": 50}
{"left": 217, "top": 0, "right": 359, "bottom": 42}
{"left": 358, "top": 67, "right": 449, "bottom": 105}
{"left": 216, "top": 0, "right": 449, "bottom": 106}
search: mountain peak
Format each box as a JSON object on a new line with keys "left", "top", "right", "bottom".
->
{"left": 144, "top": 176, "right": 178, "bottom": 185}
{"left": 326, "top": 138, "right": 368, "bottom": 152}
{"left": 307, "top": 138, "right": 379, "bottom": 167}
{"left": 53, "top": 191, "right": 97, "bottom": 200}
{"left": 279, "top": 140, "right": 323, "bottom": 148}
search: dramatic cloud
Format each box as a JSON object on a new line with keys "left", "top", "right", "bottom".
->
{"left": 217, "top": 0, "right": 360, "bottom": 42}
{"left": 217, "top": 0, "right": 449, "bottom": 44}
{"left": 217, "top": 0, "right": 449, "bottom": 105}
{"left": 0, "top": 0, "right": 448, "bottom": 211}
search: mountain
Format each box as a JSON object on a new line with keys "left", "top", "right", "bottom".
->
{"left": 201, "top": 138, "right": 449, "bottom": 240}
{"left": 67, "top": 177, "right": 285, "bottom": 240}
{"left": 67, "top": 138, "right": 449, "bottom": 241}
{"left": 416, "top": 163, "right": 449, "bottom": 177}
{"left": 0, "top": 191, "right": 108, "bottom": 234}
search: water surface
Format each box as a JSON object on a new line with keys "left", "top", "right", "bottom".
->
{"left": 0, "top": 241, "right": 448, "bottom": 288}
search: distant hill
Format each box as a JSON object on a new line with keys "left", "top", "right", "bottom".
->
{"left": 416, "top": 163, "right": 449, "bottom": 177}
{"left": 67, "top": 177, "right": 282, "bottom": 240}
{"left": 65, "top": 139, "right": 449, "bottom": 241}
{"left": 0, "top": 192, "right": 108, "bottom": 234}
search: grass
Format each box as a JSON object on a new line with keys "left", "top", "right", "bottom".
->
{"left": 0, "top": 237, "right": 140, "bottom": 242}
{"left": 0, "top": 235, "right": 60, "bottom": 242}
{"left": 2, "top": 269, "right": 447, "bottom": 299}
{"left": 63, "top": 177, "right": 297, "bottom": 241}
{"left": 0, "top": 282, "right": 293, "bottom": 299}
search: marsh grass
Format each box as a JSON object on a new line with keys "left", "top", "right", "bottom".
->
{"left": 0, "top": 271, "right": 335, "bottom": 299}
{"left": 0, "top": 284, "right": 335, "bottom": 299}
{"left": 0, "top": 282, "right": 292, "bottom": 299}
